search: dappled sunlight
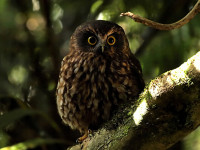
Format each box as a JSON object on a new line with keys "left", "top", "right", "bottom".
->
{"left": 170, "top": 62, "right": 190, "bottom": 85}
{"left": 26, "top": 18, "right": 39, "bottom": 31}
{"left": 26, "top": 15, "right": 46, "bottom": 32}
{"left": 193, "top": 52, "right": 200, "bottom": 72}
{"left": 96, "top": 12, "right": 111, "bottom": 20}
{"left": 8, "top": 65, "right": 28, "bottom": 85}
{"left": 32, "top": 0, "right": 40, "bottom": 11}
{"left": 133, "top": 98, "right": 148, "bottom": 125}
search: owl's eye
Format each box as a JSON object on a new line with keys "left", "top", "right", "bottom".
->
{"left": 107, "top": 36, "right": 116, "bottom": 46}
{"left": 88, "top": 36, "right": 97, "bottom": 45}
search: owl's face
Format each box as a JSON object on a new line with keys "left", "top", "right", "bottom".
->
{"left": 70, "top": 20, "right": 130, "bottom": 56}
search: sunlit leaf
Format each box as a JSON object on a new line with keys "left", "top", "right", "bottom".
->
{"left": 0, "top": 130, "right": 10, "bottom": 148}
{"left": 32, "top": 0, "right": 40, "bottom": 11}
{"left": 8, "top": 66, "right": 28, "bottom": 85}
{"left": 90, "top": 0, "right": 103, "bottom": 14}
{"left": 52, "top": 3, "right": 63, "bottom": 21}
{"left": 183, "top": 128, "right": 200, "bottom": 150}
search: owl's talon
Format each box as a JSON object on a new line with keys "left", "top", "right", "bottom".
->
{"left": 75, "top": 139, "right": 79, "bottom": 143}
{"left": 76, "top": 138, "right": 81, "bottom": 143}
{"left": 76, "top": 129, "right": 90, "bottom": 143}
{"left": 88, "top": 129, "right": 92, "bottom": 134}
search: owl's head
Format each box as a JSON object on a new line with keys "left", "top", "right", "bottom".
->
{"left": 70, "top": 20, "right": 130, "bottom": 56}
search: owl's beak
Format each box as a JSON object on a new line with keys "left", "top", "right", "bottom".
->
{"left": 95, "top": 42, "right": 105, "bottom": 54}
{"left": 101, "top": 43, "right": 105, "bottom": 53}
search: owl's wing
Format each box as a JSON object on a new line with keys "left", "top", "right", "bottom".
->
{"left": 130, "top": 52, "right": 145, "bottom": 90}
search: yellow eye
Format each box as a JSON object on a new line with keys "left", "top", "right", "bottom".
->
{"left": 88, "top": 36, "right": 97, "bottom": 45}
{"left": 107, "top": 36, "right": 116, "bottom": 45}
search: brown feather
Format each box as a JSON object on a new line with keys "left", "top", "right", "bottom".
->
{"left": 56, "top": 20, "right": 144, "bottom": 140}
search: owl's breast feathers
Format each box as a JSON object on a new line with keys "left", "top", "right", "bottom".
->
{"left": 56, "top": 50, "right": 144, "bottom": 133}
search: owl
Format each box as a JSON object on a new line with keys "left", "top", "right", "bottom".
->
{"left": 56, "top": 20, "right": 144, "bottom": 142}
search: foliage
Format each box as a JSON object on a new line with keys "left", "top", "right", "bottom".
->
{"left": 0, "top": 0, "right": 199, "bottom": 149}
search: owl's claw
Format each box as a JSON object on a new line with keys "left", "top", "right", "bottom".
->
{"left": 88, "top": 129, "right": 92, "bottom": 134}
{"left": 76, "top": 129, "right": 92, "bottom": 143}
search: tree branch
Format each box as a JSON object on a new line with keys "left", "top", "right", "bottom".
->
{"left": 120, "top": 0, "right": 200, "bottom": 30}
{"left": 69, "top": 51, "right": 200, "bottom": 150}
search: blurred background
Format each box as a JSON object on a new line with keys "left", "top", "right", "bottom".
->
{"left": 0, "top": 0, "right": 200, "bottom": 150}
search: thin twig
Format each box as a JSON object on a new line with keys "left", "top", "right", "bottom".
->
{"left": 120, "top": 0, "right": 200, "bottom": 30}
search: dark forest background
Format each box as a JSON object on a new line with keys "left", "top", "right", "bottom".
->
{"left": 0, "top": 0, "right": 200, "bottom": 150}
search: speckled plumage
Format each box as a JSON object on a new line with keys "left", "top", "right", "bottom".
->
{"left": 56, "top": 20, "right": 144, "bottom": 141}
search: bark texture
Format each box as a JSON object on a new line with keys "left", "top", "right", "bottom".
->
{"left": 69, "top": 51, "right": 200, "bottom": 150}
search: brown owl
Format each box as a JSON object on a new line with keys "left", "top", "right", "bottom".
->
{"left": 56, "top": 20, "right": 144, "bottom": 142}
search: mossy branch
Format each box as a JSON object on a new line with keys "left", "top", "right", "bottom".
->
{"left": 120, "top": 0, "right": 200, "bottom": 30}
{"left": 69, "top": 51, "right": 200, "bottom": 150}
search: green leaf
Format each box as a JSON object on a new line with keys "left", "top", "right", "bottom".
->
{"left": 0, "top": 130, "right": 10, "bottom": 148}
{"left": 0, "top": 108, "right": 62, "bottom": 134}
{"left": 90, "top": 0, "right": 103, "bottom": 14}
{"left": 0, "top": 138, "right": 68, "bottom": 150}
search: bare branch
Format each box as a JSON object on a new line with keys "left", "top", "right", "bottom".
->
{"left": 69, "top": 51, "right": 200, "bottom": 150}
{"left": 120, "top": 0, "right": 200, "bottom": 30}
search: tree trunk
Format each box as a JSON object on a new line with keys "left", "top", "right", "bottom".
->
{"left": 69, "top": 51, "right": 200, "bottom": 150}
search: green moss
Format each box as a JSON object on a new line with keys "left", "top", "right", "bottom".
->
{"left": 146, "top": 90, "right": 152, "bottom": 100}
{"left": 127, "top": 111, "right": 132, "bottom": 116}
